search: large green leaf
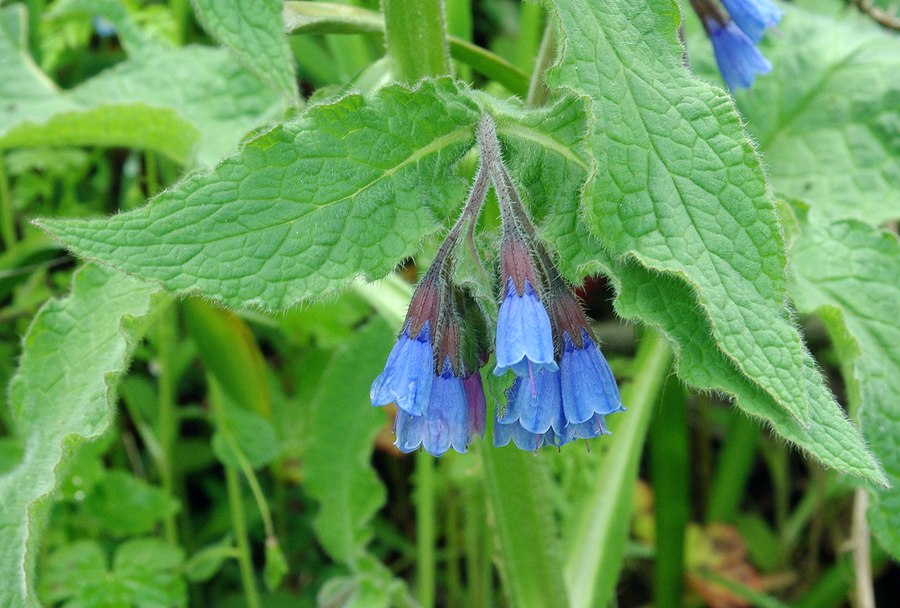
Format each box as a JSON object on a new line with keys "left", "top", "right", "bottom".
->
{"left": 0, "top": 266, "right": 159, "bottom": 607}
{"left": 192, "top": 0, "right": 300, "bottom": 106}
{"left": 547, "top": 0, "right": 811, "bottom": 426}
{"left": 0, "top": 3, "right": 282, "bottom": 166}
{"left": 732, "top": 7, "right": 900, "bottom": 225}
{"left": 38, "top": 79, "right": 480, "bottom": 310}
{"left": 789, "top": 213, "right": 900, "bottom": 556}
{"left": 607, "top": 254, "right": 885, "bottom": 486}
{"left": 508, "top": 102, "right": 883, "bottom": 484}
{"left": 304, "top": 319, "right": 393, "bottom": 566}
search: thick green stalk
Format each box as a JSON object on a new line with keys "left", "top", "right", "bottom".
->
{"left": 415, "top": 453, "right": 436, "bottom": 608}
{"left": 481, "top": 437, "right": 568, "bottom": 608}
{"left": 564, "top": 331, "right": 673, "bottom": 608}
{"left": 382, "top": 0, "right": 450, "bottom": 80}
{"left": 650, "top": 379, "right": 689, "bottom": 608}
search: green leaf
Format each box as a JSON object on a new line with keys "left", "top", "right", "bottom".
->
{"left": 113, "top": 539, "right": 186, "bottom": 608}
{"left": 0, "top": 265, "right": 159, "bottom": 607}
{"left": 606, "top": 254, "right": 886, "bottom": 486}
{"left": 40, "top": 540, "right": 108, "bottom": 605}
{"left": 789, "top": 213, "right": 900, "bottom": 557}
{"left": 732, "top": 7, "right": 900, "bottom": 226}
{"left": 304, "top": 319, "right": 392, "bottom": 566}
{"left": 38, "top": 79, "right": 481, "bottom": 310}
{"left": 211, "top": 406, "right": 280, "bottom": 469}
{"left": 283, "top": 1, "right": 383, "bottom": 34}
{"left": 184, "top": 298, "right": 272, "bottom": 418}
{"left": 192, "top": 0, "right": 300, "bottom": 106}
{"left": 0, "top": 4, "right": 283, "bottom": 166}
{"left": 0, "top": 104, "right": 200, "bottom": 165}
{"left": 84, "top": 471, "right": 180, "bottom": 537}
{"left": 41, "top": 539, "right": 186, "bottom": 608}
{"left": 183, "top": 536, "right": 233, "bottom": 583}
{"left": 547, "top": 0, "right": 812, "bottom": 426}
{"left": 263, "top": 539, "right": 289, "bottom": 592}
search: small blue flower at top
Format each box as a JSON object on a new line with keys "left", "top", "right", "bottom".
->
{"left": 705, "top": 18, "right": 772, "bottom": 90}
{"left": 720, "top": 0, "right": 781, "bottom": 43}
{"left": 494, "top": 278, "right": 557, "bottom": 378}
{"left": 394, "top": 358, "right": 469, "bottom": 457}
{"left": 370, "top": 321, "right": 434, "bottom": 417}
{"left": 560, "top": 330, "right": 625, "bottom": 425}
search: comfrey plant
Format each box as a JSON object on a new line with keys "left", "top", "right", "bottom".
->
{"left": 371, "top": 117, "right": 624, "bottom": 455}
{"left": 691, "top": 0, "right": 782, "bottom": 89}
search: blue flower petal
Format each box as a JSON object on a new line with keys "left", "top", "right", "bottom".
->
{"left": 393, "top": 359, "right": 468, "bottom": 457}
{"left": 493, "top": 416, "right": 545, "bottom": 451}
{"left": 494, "top": 279, "right": 557, "bottom": 377}
{"left": 720, "top": 0, "right": 781, "bottom": 43}
{"left": 370, "top": 321, "right": 434, "bottom": 416}
{"left": 707, "top": 19, "right": 772, "bottom": 90}
{"left": 559, "top": 414, "right": 609, "bottom": 445}
{"left": 560, "top": 331, "right": 625, "bottom": 424}
{"left": 503, "top": 372, "right": 565, "bottom": 434}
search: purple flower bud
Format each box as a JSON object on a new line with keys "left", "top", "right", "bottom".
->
{"left": 371, "top": 321, "right": 434, "bottom": 416}
{"left": 706, "top": 18, "right": 772, "bottom": 90}
{"left": 560, "top": 330, "right": 625, "bottom": 424}
{"left": 394, "top": 358, "right": 468, "bottom": 456}
{"left": 463, "top": 373, "right": 487, "bottom": 442}
{"left": 494, "top": 279, "right": 557, "bottom": 378}
{"left": 720, "top": 0, "right": 781, "bottom": 43}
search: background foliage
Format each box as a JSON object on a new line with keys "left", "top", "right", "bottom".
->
{"left": 0, "top": 0, "right": 897, "bottom": 607}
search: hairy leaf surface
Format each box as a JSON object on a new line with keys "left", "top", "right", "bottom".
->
{"left": 0, "top": 266, "right": 159, "bottom": 607}
{"left": 547, "top": 0, "right": 811, "bottom": 425}
{"left": 733, "top": 8, "right": 900, "bottom": 225}
{"left": 193, "top": 0, "right": 300, "bottom": 105}
{"left": 39, "top": 79, "right": 482, "bottom": 310}
{"left": 0, "top": 4, "right": 282, "bottom": 165}
{"left": 304, "top": 320, "right": 393, "bottom": 565}
{"left": 790, "top": 214, "right": 900, "bottom": 556}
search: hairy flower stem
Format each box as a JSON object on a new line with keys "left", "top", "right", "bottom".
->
{"left": 425, "top": 158, "right": 491, "bottom": 286}
{"left": 475, "top": 115, "right": 562, "bottom": 288}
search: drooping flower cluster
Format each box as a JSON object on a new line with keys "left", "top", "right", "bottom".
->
{"left": 370, "top": 116, "right": 624, "bottom": 456}
{"left": 691, "top": 0, "right": 782, "bottom": 90}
